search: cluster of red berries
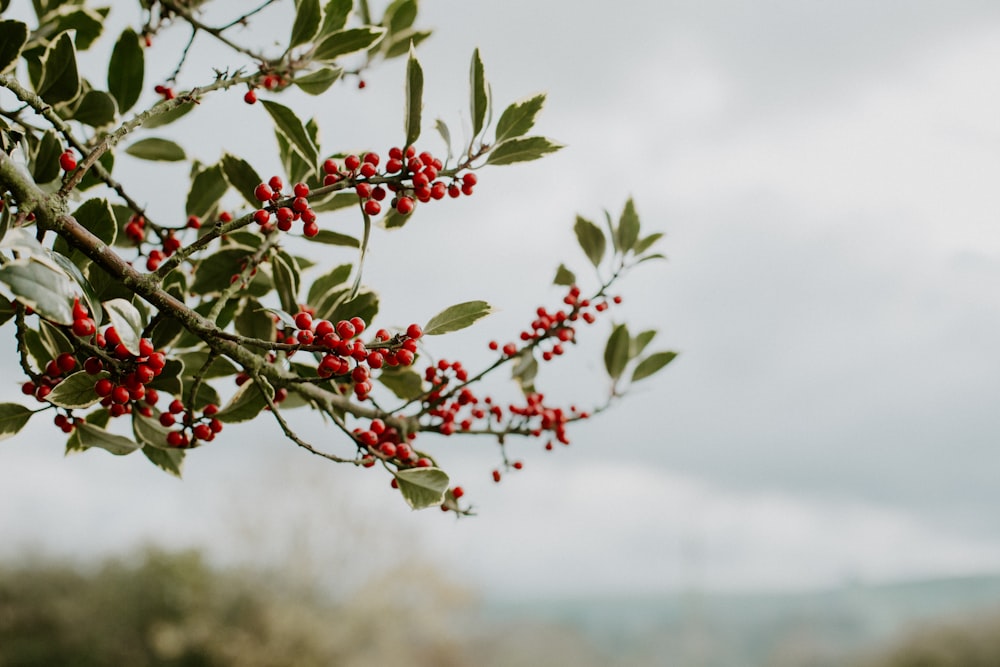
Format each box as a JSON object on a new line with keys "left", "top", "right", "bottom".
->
{"left": 251, "top": 176, "right": 321, "bottom": 237}
{"left": 321, "top": 147, "right": 478, "bottom": 217}
{"left": 277, "top": 314, "right": 422, "bottom": 400}
{"left": 243, "top": 71, "right": 286, "bottom": 104}
{"left": 159, "top": 400, "right": 223, "bottom": 448}
{"left": 353, "top": 417, "right": 428, "bottom": 468}
{"left": 488, "top": 285, "right": 622, "bottom": 362}
{"left": 59, "top": 150, "right": 77, "bottom": 172}
{"left": 20, "top": 350, "right": 82, "bottom": 403}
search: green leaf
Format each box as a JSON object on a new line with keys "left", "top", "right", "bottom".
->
{"left": 495, "top": 93, "right": 546, "bottom": 144}
{"left": 394, "top": 467, "right": 449, "bottom": 510}
{"left": 308, "top": 229, "right": 359, "bottom": 248}
{"left": 383, "top": 28, "right": 431, "bottom": 60}
{"left": 320, "top": 0, "right": 352, "bottom": 33}
{"left": 289, "top": 0, "right": 321, "bottom": 48}
{"left": 424, "top": 300, "right": 493, "bottom": 336}
{"left": 142, "top": 445, "right": 184, "bottom": 477}
{"left": 75, "top": 422, "right": 140, "bottom": 456}
{"left": 261, "top": 100, "right": 318, "bottom": 172}
{"left": 469, "top": 48, "right": 489, "bottom": 138}
{"left": 0, "top": 258, "right": 76, "bottom": 324}
{"left": 176, "top": 351, "right": 238, "bottom": 379}
{"left": 633, "top": 232, "right": 663, "bottom": 256}
{"left": 378, "top": 367, "right": 423, "bottom": 401}
{"left": 404, "top": 45, "right": 423, "bottom": 146}
{"left": 637, "top": 252, "right": 667, "bottom": 265}
{"left": 309, "top": 190, "right": 356, "bottom": 213}
{"left": 72, "top": 89, "right": 116, "bottom": 127}
{"left": 143, "top": 101, "right": 193, "bottom": 128}
{"left": 36, "top": 31, "right": 80, "bottom": 104}
{"left": 306, "top": 262, "right": 352, "bottom": 304}
{"left": 38, "top": 319, "right": 72, "bottom": 357}
{"left": 632, "top": 351, "right": 677, "bottom": 383}
{"left": 186, "top": 163, "right": 228, "bottom": 219}
{"left": 486, "top": 136, "right": 563, "bottom": 166}
{"left": 190, "top": 246, "right": 254, "bottom": 295}
{"left": 272, "top": 251, "right": 301, "bottom": 315}
{"left": 103, "top": 298, "right": 143, "bottom": 355}
{"left": 434, "top": 118, "right": 452, "bottom": 160}
{"left": 235, "top": 298, "right": 274, "bottom": 347}
{"left": 31, "top": 129, "right": 61, "bottom": 183}
{"left": 383, "top": 0, "right": 417, "bottom": 32}
{"left": 107, "top": 28, "right": 143, "bottom": 113}
{"left": 220, "top": 153, "right": 264, "bottom": 207}
{"left": 511, "top": 349, "right": 538, "bottom": 392}
{"left": 313, "top": 27, "right": 385, "bottom": 61}
{"left": 573, "top": 216, "right": 606, "bottom": 268}
{"left": 630, "top": 329, "right": 657, "bottom": 359}
{"left": 293, "top": 66, "right": 342, "bottom": 95}
{"left": 0, "top": 296, "right": 16, "bottom": 328}
{"left": 328, "top": 289, "right": 378, "bottom": 328}
{"left": 70, "top": 197, "right": 116, "bottom": 248}
{"left": 0, "top": 20, "right": 28, "bottom": 75}
{"left": 76, "top": 150, "right": 112, "bottom": 191}
{"left": 604, "top": 323, "right": 630, "bottom": 381}
{"left": 49, "top": 8, "right": 105, "bottom": 51}
{"left": 0, "top": 403, "right": 33, "bottom": 441}
{"left": 125, "top": 137, "right": 185, "bottom": 162}
{"left": 132, "top": 411, "right": 172, "bottom": 449}
{"left": 553, "top": 263, "right": 576, "bottom": 287}
{"left": 46, "top": 370, "right": 109, "bottom": 409}
{"left": 215, "top": 376, "right": 274, "bottom": 424}
{"left": 147, "top": 358, "right": 183, "bottom": 396}
{"left": 617, "top": 198, "right": 640, "bottom": 253}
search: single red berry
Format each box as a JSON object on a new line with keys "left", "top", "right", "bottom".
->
{"left": 513, "top": 461, "right": 524, "bottom": 470}
{"left": 294, "top": 312, "right": 313, "bottom": 331}
{"left": 55, "top": 352, "right": 77, "bottom": 374}
{"left": 356, "top": 182, "right": 373, "bottom": 199}
{"left": 59, "top": 150, "right": 77, "bottom": 171}
{"left": 219, "top": 211, "right": 233, "bottom": 223}
{"left": 359, "top": 163, "right": 377, "bottom": 178}
{"left": 386, "top": 158, "right": 403, "bottom": 173}
{"left": 203, "top": 404, "right": 219, "bottom": 417}
{"left": 293, "top": 182, "right": 309, "bottom": 198}
{"left": 244, "top": 89, "right": 258, "bottom": 104}
{"left": 21, "top": 381, "right": 35, "bottom": 396}
{"left": 168, "top": 398, "right": 184, "bottom": 414}
{"left": 111, "top": 385, "right": 130, "bottom": 404}
{"left": 322, "top": 158, "right": 339, "bottom": 175}
{"left": 396, "top": 349, "right": 414, "bottom": 366}
{"left": 192, "top": 424, "right": 211, "bottom": 441}
{"left": 313, "top": 319, "right": 334, "bottom": 337}
{"left": 395, "top": 197, "right": 415, "bottom": 215}
{"left": 159, "top": 412, "right": 175, "bottom": 427}
{"left": 186, "top": 215, "right": 201, "bottom": 229}
{"left": 344, "top": 154, "right": 361, "bottom": 171}
{"left": 268, "top": 175, "right": 284, "bottom": 192}
{"left": 167, "top": 431, "right": 185, "bottom": 447}
{"left": 254, "top": 183, "right": 273, "bottom": 202}
{"left": 462, "top": 172, "right": 478, "bottom": 186}
{"left": 94, "top": 378, "right": 113, "bottom": 397}
{"left": 415, "top": 457, "right": 432, "bottom": 468}
{"left": 363, "top": 200, "right": 381, "bottom": 216}
{"left": 452, "top": 486, "right": 465, "bottom": 499}
{"left": 72, "top": 300, "right": 89, "bottom": 321}
{"left": 492, "top": 469, "right": 502, "bottom": 483}
{"left": 336, "top": 320, "right": 356, "bottom": 339}
{"left": 303, "top": 222, "right": 319, "bottom": 237}
{"left": 406, "top": 323, "right": 423, "bottom": 340}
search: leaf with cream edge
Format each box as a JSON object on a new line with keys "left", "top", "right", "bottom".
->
{"left": 424, "top": 300, "right": 493, "bottom": 336}
{"left": 47, "top": 370, "right": 110, "bottom": 409}
{"left": 103, "top": 298, "right": 144, "bottom": 355}
{"left": 0, "top": 403, "right": 33, "bottom": 441}
{"left": 394, "top": 467, "right": 450, "bottom": 509}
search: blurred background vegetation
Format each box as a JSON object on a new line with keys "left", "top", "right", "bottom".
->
{"left": 1, "top": 547, "right": 999, "bottom": 666}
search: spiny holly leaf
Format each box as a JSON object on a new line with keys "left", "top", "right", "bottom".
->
{"left": 107, "top": 28, "right": 143, "bottom": 113}
{"left": 313, "top": 27, "right": 386, "bottom": 61}
{"left": 293, "top": 66, "right": 342, "bottom": 95}
{"left": 573, "top": 216, "right": 606, "bottom": 268}
{"left": 486, "top": 136, "right": 563, "bottom": 166}
{"left": 0, "top": 20, "right": 28, "bottom": 75}
{"left": 36, "top": 31, "right": 80, "bottom": 104}
{"left": 632, "top": 351, "right": 677, "bottom": 383}
{"left": 495, "top": 93, "right": 546, "bottom": 144}
{"left": 142, "top": 445, "right": 184, "bottom": 478}
{"left": 215, "top": 376, "right": 275, "bottom": 423}
{"left": 0, "top": 403, "right": 33, "bottom": 442}
{"left": 221, "top": 153, "right": 264, "bottom": 207}
{"left": 394, "top": 467, "right": 449, "bottom": 510}
{"left": 103, "top": 298, "right": 143, "bottom": 355}
{"left": 404, "top": 45, "right": 423, "bottom": 146}
{"left": 125, "top": 137, "right": 185, "bottom": 161}
{"left": 424, "top": 300, "right": 493, "bottom": 336}
{"left": 604, "top": 323, "right": 630, "bottom": 381}
{"left": 75, "top": 422, "right": 140, "bottom": 456}
{"left": 617, "top": 198, "right": 640, "bottom": 253}
{"left": 47, "top": 370, "right": 110, "bottom": 409}
{"left": 289, "top": 0, "right": 321, "bottom": 49}
{"left": 261, "top": 100, "right": 318, "bottom": 172}
{"left": 0, "top": 258, "right": 77, "bottom": 325}
{"left": 553, "top": 263, "right": 576, "bottom": 286}
{"left": 469, "top": 48, "right": 489, "bottom": 138}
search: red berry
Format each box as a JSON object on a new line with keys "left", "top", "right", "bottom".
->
{"left": 452, "top": 486, "right": 465, "bottom": 499}
{"left": 21, "top": 381, "right": 35, "bottom": 395}
{"left": 462, "top": 172, "right": 478, "bottom": 186}
{"left": 492, "top": 469, "right": 502, "bottom": 483}
{"left": 336, "top": 320, "right": 355, "bottom": 339}
{"left": 406, "top": 323, "right": 422, "bottom": 339}
{"left": 167, "top": 431, "right": 185, "bottom": 447}
{"left": 344, "top": 155, "right": 361, "bottom": 171}
{"left": 293, "top": 182, "right": 309, "bottom": 198}
{"left": 203, "top": 404, "right": 219, "bottom": 416}
{"left": 159, "top": 412, "right": 175, "bottom": 427}
{"left": 72, "top": 300, "right": 89, "bottom": 321}
{"left": 56, "top": 352, "right": 77, "bottom": 374}
{"left": 192, "top": 424, "right": 211, "bottom": 441}
{"left": 168, "top": 398, "right": 184, "bottom": 414}
{"left": 294, "top": 311, "right": 313, "bottom": 330}
{"left": 356, "top": 182, "right": 373, "bottom": 199}
{"left": 59, "top": 150, "right": 77, "bottom": 171}
{"left": 395, "top": 197, "right": 415, "bottom": 215}
{"left": 111, "top": 385, "right": 130, "bottom": 404}
{"left": 244, "top": 89, "right": 257, "bottom": 104}
{"left": 363, "top": 200, "right": 381, "bottom": 215}
{"left": 187, "top": 215, "right": 201, "bottom": 229}
{"left": 254, "top": 183, "right": 273, "bottom": 202}
{"left": 303, "top": 222, "right": 319, "bottom": 237}
{"left": 268, "top": 175, "right": 284, "bottom": 192}
{"left": 313, "top": 320, "right": 334, "bottom": 337}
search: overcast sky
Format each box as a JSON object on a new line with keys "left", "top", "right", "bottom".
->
{"left": 3, "top": 1, "right": 1000, "bottom": 599}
